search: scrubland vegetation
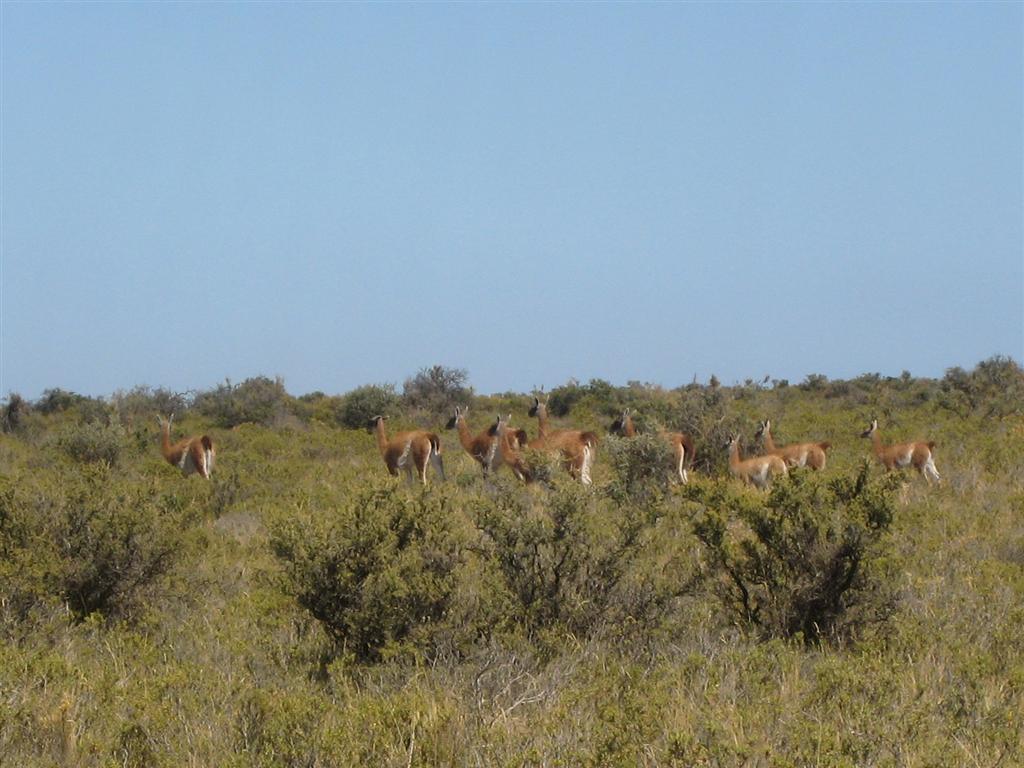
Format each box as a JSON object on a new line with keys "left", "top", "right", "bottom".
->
{"left": 2, "top": 358, "right": 1023, "bottom": 766}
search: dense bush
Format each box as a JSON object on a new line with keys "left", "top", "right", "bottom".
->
{"left": 56, "top": 419, "right": 127, "bottom": 466}
{"left": 0, "top": 467, "right": 196, "bottom": 623}
{"left": 603, "top": 432, "right": 676, "bottom": 503}
{"left": 402, "top": 365, "right": 472, "bottom": 420}
{"left": 687, "top": 464, "right": 900, "bottom": 643}
{"left": 941, "top": 355, "right": 1024, "bottom": 417}
{"left": 337, "top": 383, "right": 400, "bottom": 429}
{"left": 472, "top": 483, "right": 691, "bottom": 642}
{"left": 194, "top": 376, "right": 291, "bottom": 427}
{"left": 671, "top": 384, "right": 743, "bottom": 475}
{"left": 1, "top": 392, "right": 28, "bottom": 433}
{"left": 270, "top": 483, "right": 469, "bottom": 662}
{"left": 111, "top": 386, "right": 190, "bottom": 426}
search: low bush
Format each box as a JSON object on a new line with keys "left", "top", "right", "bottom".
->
{"left": 473, "top": 482, "right": 691, "bottom": 642}
{"left": 603, "top": 432, "right": 676, "bottom": 503}
{"left": 0, "top": 467, "right": 197, "bottom": 623}
{"left": 402, "top": 365, "right": 472, "bottom": 420}
{"left": 270, "top": 483, "right": 469, "bottom": 663}
{"left": 1, "top": 392, "right": 29, "bottom": 433}
{"left": 112, "top": 386, "right": 190, "bottom": 426}
{"left": 337, "top": 383, "right": 400, "bottom": 429}
{"left": 56, "top": 419, "right": 127, "bottom": 466}
{"left": 687, "top": 463, "right": 900, "bottom": 643}
{"left": 194, "top": 376, "right": 291, "bottom": 428}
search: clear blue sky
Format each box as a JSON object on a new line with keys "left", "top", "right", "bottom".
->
{"left": 2, "top": 2, "right": 1021, "bottom": 400}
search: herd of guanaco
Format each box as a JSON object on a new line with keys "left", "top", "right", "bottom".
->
{"left": 157, "top": 405, "right": 941, "bottom": 489}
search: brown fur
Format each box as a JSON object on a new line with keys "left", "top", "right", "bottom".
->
{"left": 528, "top": 397, "right": 598, "bottom": 485}
{"left": 447, "top": 406, "right": 499, "bottom": 473}
{"left": 447, "top": 406, "right": 525, "bottom": 476}
{"left": 756, "top": 419, "right": 829, "bottom": 471}
{"left": 727, "top": 434, "right": 787, "bottom": 490}
{"left": 369, "top": 416, "right": 445, "bottom": 485}
{"left": 860, "top": 419, "right": 940, "bottom": 482}
{"left": 491, "top": 414, "right": 532, "bottom": 482}
{"left": 158, "top": 415, "right": 214, "bottom": 479}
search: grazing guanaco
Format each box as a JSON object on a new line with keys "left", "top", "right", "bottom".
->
{"left": 755, "top": 419, "right": 830, "bottom": 471}
{"left": 860, "top": 419, "right": 940, "bottom": 483}
{"left": 157, "top": 414, "right": 214, "bottom": 479}
{"left": 726, "top": 434, "right": 787, "bottom": 489}
{"left": 528, "top": 396, "right": 599, "bottom": 486}
{"left": 367, "top": 415, "right": 445, "bottom": 485}
{"left": 609, "top": 408, "right": 696, "bottom": 483}
{"left": 446, "top": 405, "right": 526, "bottom": 476}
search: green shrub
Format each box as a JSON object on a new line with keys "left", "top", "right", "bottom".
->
{"left": 35, "top": 388, "right": 105, "bottom": 417}
{"left": 671, "top": 384, "right": 743, "bottom": 476}
{"left": 194, "top": 376, "right": 291, "bottom": 427}
{"left": 112, "top": 386, "right": 189, "bottom": 426}
{"left": 687, "top": 463, "right": 900, "bottom": 643}
{"left": 1, "top": 392, "right": 28, "bottom": 433}
{"left": 402, "top": 365, "right": 472, "bottom": 420}
{"left": 0, "top": 467, "right": 195, "bottom": 623}
{"left": 941, "top": 356, "right": 1024, "bottom": 417}
{"left": 603, "top": 432, "right": 676, "bottom": 503}
{"left": 270, "top": 483, "right": 467, "bottom": 663}
{"left": 337, "top": 383, "right": 400, "bottom": 429}
{"left": 473, "top": 483, "right": 688, "bottom": 641}
{"left": 56, "top": 419, "right": 127, "bottom": 465}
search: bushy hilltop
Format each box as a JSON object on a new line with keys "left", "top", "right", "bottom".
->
{"left": 1, "top": 357, "right": 1022, "bottom": 766}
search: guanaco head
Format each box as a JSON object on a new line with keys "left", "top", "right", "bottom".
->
{"left": 367, "top": 415, "right": 387, "bottom": 432}
{"left": 724, "top": 433, "right": 741, "bottom": 452}
{"left": 156, "top": 413, "right": 174, "bottom": 431}
{"left": 608, "top": 408, "right": 631, "bottom": 435}
{"left": 489, "top": 413, "right": 526, "bottom": 449}
{"left": 860, "top": 418, "right": 878, "bottom": 439}
{"left": 754, "top": 419, "right": 771, "bottom": 439}
{"left": 528, "top": 396, "right": 544, "bottom": 418}
{"left": 445, "top": 406, "right": 466, "bottom": 430}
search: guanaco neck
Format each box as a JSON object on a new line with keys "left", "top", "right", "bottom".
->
{"left": 728, "top": 440, "right": 741, "bottom": 468}
{"left": 869, "top": 429, "right": 884, "bottom": 458}
{"left": 160, "top": 421, "right": 175, "bottom": 459}
{"left": 534, "top": 403, "right": 550, "bottom": 438}
{"left": 455, "top": 415, "right": 475, "bottom": 452}
{"left": 761, "top": 425, "right": 777, "bottom": 452}
{"left": 373, "top": 419, "right": 390, "bottom": 456}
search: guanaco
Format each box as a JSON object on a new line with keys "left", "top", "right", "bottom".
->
{"left": 528, "top": 396, "right": 599, "bottom": 485}
{"left": 860, "top": 419, "right": 940, "bottom": 483}
{"left": 157, "top": 414, "right": 214, "bottom": 479}
{"left": 726, "top": 434, "right": 787, "bottom": 489}
{"left": 755, "top": 419, "right": 830, "bottom": 471}
{"left": 368, "top": 415, "right": 445, "bottom": 485}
